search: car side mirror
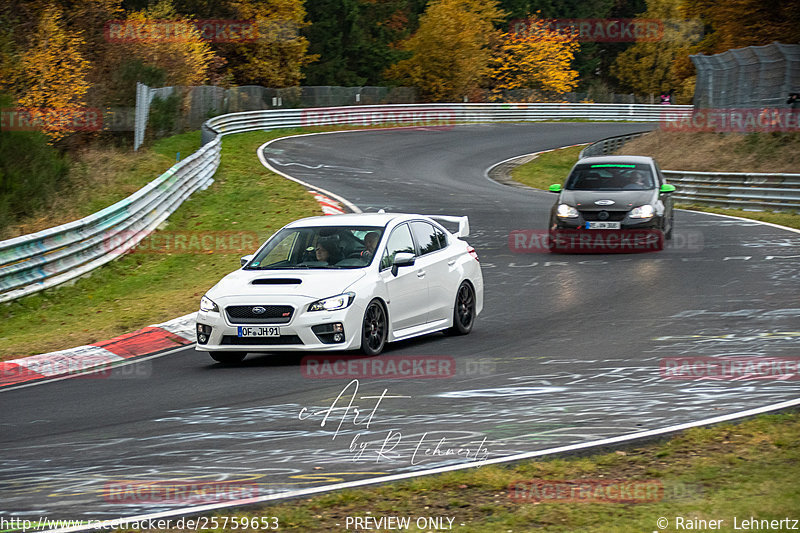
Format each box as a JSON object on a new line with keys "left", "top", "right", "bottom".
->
{"left": 240, "top": 254, "right": 254, "bottom": 267}
{"left": 660, "top": 184, "right": 676, "bottom": 194}
{"left": 391, "top": 252, "right": 415, "bottom": 276}
{"left": 549, "top": 184, "right": 562, "bottom": 193}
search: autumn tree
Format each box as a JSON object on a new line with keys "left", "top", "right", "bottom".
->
{"left": 386, "top": 0, "right": 505, "bottom": 102}
{"left": 109, "top": 0, "right": 214, "bottom": 88}
{"left": 610, "top": 0, "right": 703, "bottom": 102}
{"left": 16, "top": 5, "right": 91, "bottom": 141}
{"left": 682, "top": 0, "right": 800, "bottom": 54}
{"left": 488, "top": 17, "right": 580, "bottom": 101}
{"left": 213, "top": 0, "right": 314, "bottom": 87}
{"left": 670, "top": 0, "right": 800, "bottom": 89}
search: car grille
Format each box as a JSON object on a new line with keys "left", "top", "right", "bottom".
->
{"left": 579, "top": 210, "right": 628, "bottom": 222}
{"left": 221, "top": 335, "right": 304, "bottom": 345}
{"left": 225, "top": 305, "right": 294, "bottom": 324}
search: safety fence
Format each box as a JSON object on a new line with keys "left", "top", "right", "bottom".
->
{"left": 691, "top": 42, "right": 800, "bottom": 109}
{"left": 1, "top": 103, "right": 692, "bottom": 303}
{"left": 580, "top": 133, "right": 800, "bottom": 212}
{"left": 134, "top": 84, "right": 418, "bottom": 150}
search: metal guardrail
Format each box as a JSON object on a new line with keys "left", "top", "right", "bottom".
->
{"left": 0, "top": 137, "right": 221, "bottom": 303}
{"left": 201, "top": 103, "right": 692, "bottom": 144}
{"left": 663, "top": 170, "right": 800, "bottom": 211}
{"left": 0, "top": 103, "right": 692, "bottom": 303}
{"left": 579, "top": 133, "right": 800, "bottom": 212}
{"left": 579, "top": 131, "right": 649, "bottom": 158}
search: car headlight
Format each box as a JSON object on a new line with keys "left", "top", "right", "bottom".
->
{"left": 200, "top": 295, "right": 219, "bottom": 313}
{"left": 308, "top": 292, "right": 356, "bottom": 312}
{"left": 557, "top": 204, "right": 579, "bottom": 218}
{"left": 629, "top": 205, "right": 655, "bottom": 219}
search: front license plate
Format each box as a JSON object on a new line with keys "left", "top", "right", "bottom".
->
{"left": 237, "top": 326, "right": 280, "bottom": 337}
{"left": 586, "top": 221, "right": 621, "bottom": 230}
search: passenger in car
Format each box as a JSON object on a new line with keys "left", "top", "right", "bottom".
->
{"left": 315, "top": 239, "right": 342, "bottom": 264}
{"left": 361, "top": 232, "right": 380, "bottom": 259}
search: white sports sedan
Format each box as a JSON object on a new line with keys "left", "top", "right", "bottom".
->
{"left": 195, "top": 212, "right": 484, "bottom": 364}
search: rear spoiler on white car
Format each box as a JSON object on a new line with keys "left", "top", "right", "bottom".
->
{"left": 429, "top": 215, "right": 470, "bottom": 238}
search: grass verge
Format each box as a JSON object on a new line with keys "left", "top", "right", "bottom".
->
{"left": 142, "top": 411, "right": 800, "bottom": 532}
{"left": 616, "top": 131, "right": 800, "bottom": 173}
{"left": 509, "top": 143, "right": 800, "bottom": 230}
{"left": 0, "top": 129, "right": 320, "bottom": 361}
{"left": 510, "top": 145, "right": 584, "bottom": 190}
{"left": 1, "top": 132, "right": 202, "bottom": 240}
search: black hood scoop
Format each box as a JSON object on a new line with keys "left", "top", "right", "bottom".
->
{"left": 251, "top": 278, "right": 302, "bottom": 285}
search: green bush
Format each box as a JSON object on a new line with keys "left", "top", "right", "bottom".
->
{"left": 149, "top": 92, "right": 181, "bottom": 137}
{"left": 0, "top": 129, "right": 70, "bottom": 233}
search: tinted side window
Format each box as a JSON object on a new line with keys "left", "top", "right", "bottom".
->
{"left": 381, "top": 224, "right": 415, "bottom": 270}
{"left": 435, "top": 227, "right": 448, "bottom": 249}
{"left": 653, "top": 161, "right": 665, "bottom": 186}
{"left": 410, "top": 221, "right": 443, "bottom": 255}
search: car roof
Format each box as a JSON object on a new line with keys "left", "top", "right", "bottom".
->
{"left": 576, "top": 155, "right": 656, "bottom": 165}
{"left": 285, "top": 212, "right": 433, "bottom": 228}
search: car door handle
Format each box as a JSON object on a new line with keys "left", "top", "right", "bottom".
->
{"left": 417, "top": 271, "right": 426, "bottom": 278}
{"left": 448, "top": 260, "right": 456, "bottom": 266}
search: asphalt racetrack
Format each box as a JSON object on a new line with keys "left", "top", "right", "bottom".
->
{"left": 2, "top": 123, "right": 799, "bottom": 523}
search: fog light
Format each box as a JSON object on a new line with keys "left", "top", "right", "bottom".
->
{"left": 196, "top": 323, "right": 212, "bottom": 345}
{"left": 311, "top": 323, "right": 346, "bottom": 344}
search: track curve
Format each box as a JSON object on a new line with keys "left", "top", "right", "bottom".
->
{"left": 2, "top": 123, "right": 799, "bottom": 525}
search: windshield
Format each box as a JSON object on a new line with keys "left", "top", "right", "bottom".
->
{"left": 566, "top": 163, "right": 655, "bottom": 191}
{"left": 246, "top": 226, "right": 385, "bottom": 270}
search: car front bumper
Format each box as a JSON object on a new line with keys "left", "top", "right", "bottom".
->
{"left": 195, "top": 299, "right": 367, "bottom": 352}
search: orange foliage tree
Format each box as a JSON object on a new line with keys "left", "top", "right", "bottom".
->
{"left": 217, "top": 0, "right": 315, "bottom": 87}
{"left": 110, "top": 0, "right": 214, "bottom": 88}
{"left": 386, "top": 0, "right": 505, "bottom": 102}
{"left": 488, "top": 18, "right": 580, "bottom": 101}
{"left": 16, "top": 5, "right": 91, "bottom": 141}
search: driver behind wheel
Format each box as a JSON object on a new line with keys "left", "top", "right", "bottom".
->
{"left": 360, "top": 231, "right": 380, "bottom": 260}
{"left": 315, "top": 239, "right": 342, "bottom": 264}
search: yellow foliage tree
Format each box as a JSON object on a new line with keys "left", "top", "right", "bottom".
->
{"left": 488, "top": 18, "right": 580, "bottom": 101}
{"left": 220, "top": 0, "right": 316, "bottom": 87}
{"left": 17, "top": 5, "right": 91, "bottom": 141}
{"left": 386, "top": 0, "right": 505, "bottom": 102}
{"left": 108, "top": 0, "right": 214, "bottom": 87}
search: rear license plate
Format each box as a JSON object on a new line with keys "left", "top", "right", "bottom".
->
{"left": 237, "top": 326, "right": 280, "bottom": 337}
{"left": 586, "top": 221, "right": 621, "bottom": 230}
